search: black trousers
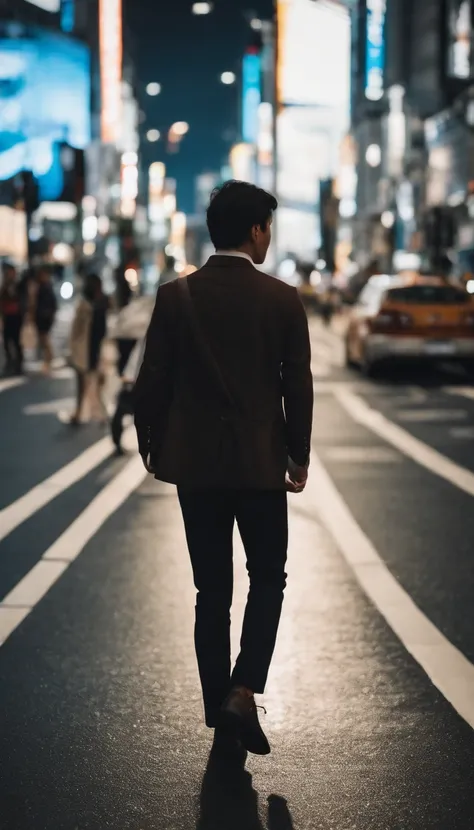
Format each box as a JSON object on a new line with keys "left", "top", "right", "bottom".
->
{"left": 116, "top": 338, "right": 136, "bottom": 377}
{"left": 3, "top": 316, "right": 23, "bottom": 373}
{"left": 111, "top": 385, "right": 134, "bottom": 447}
{"left": 178, "top": 488, "right": 288, "bottom": 728}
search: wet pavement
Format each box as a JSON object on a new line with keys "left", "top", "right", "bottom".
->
{"left": 1, "top": 317, "right": 474, "bottom": 828}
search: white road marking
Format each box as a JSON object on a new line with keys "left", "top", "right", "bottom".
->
{"left": 0, "top": 377, "right": 25, "bottom": 394}
{"left": 304, "top": 453, "right": 474, "bottom": 731}
{"left": 323, "top": 446, "right": 401, "bottom": 463}
{"left": 396, "top": 408, "right": 467, "bottom": 423}
{"left": 439, "top": 361, "right": 468, "bottom": 377}
{"left": 0, "top": 454, "right": 147, "bottom": 647}
{"left": 311, "top": 338, "right": 344, "bottom": 368}
{"left": 26, "top": 357, "right": 66, "bottom": 372}
{"left": 312, "top": 342, "right": 334, "bottom": 362}
{"left": 23, "top": 397, "right": 75, "bottom": 415}
{"left": 312, "top": 364, "right": 331, "bottom": 378}
{"left": 0, "top": 366, "right": 72, "bottom": 394}
{"left": 0, "top": 426, "right": 135, "bottom": 543}
{"left": 334, "top": 386, "right": 474, "bottom": 499}
{"left": 387, "top": 390, "right": 428, "bottom": 405}
{"left": 49, "top": 367, "right": 74, "bottom": 380}
{"left": 449, "top": 427, "right": 474, "bottom": 439}
{"left": 445, "top": 386, "right": 474, "bottom": 401}
{"left": 2, "top": 560, "right": 69, "bottom": 608}
{"left": 313, "top": 381, "right": 342, "bottom": 394}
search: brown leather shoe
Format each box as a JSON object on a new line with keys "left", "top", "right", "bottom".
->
{"left": 218, "top": 689, "right": 271, "bottom": 756}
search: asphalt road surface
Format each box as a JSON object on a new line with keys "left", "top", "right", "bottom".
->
{"left": 1, "top": 315, "right": 474, "bottom": 829}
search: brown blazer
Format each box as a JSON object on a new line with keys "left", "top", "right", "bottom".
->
{"left": 134, "top": 255, "right": 313, "bottom": 490}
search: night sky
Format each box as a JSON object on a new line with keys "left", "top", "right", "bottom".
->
{"left": 126, "top": 0, "right": 274, "bottom": 214}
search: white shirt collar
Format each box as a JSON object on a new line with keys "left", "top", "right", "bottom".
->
{"left": 215, "top": 250, "right": 253, "bottom": 263}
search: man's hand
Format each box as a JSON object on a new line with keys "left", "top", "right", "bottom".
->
{"left": 285, "top": 457, "right": 308, "bottom": 494}
{"left": 141, "top": 453, "right": 156, "bottom": 474}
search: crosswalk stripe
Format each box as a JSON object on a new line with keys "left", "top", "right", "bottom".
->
{"left": 305, "top": 453, "right": 474, "bottom": 731}
{"left": 0, "top": 454, "right": 147, "bottom": 647}
{"left": 0, "top": 363, "right": 70, "bottom": 395}
{"left": 0, "top": 378, "right": 25, "bottom": 394}
{"left": 444, "top": 386, "right": 474, "bottom": 401}
{"left": 0, "top": 426, "right": 135, "bottom": 543}
{"left": 334, "top": 386, "right": 474, "bottom": 499}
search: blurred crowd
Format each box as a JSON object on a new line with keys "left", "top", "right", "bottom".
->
{"left": 0, "top": 256, "right": 182, "bottom": 454}
{"left": 0, "top": 262, "right": 58, "bottom": 377}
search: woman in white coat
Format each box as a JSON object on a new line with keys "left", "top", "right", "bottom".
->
{"left": 68, "top": 274, "right": 108, "bottom": 424}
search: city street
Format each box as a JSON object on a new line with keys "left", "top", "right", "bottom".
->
{"left": 1, "top": 317, "right": 474, "bottom": 829}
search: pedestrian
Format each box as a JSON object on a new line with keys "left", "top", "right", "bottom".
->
{"left": 34, "top": 266, "right": 57, "bottom": 374}
{"left": 112, "top": 294, "right": 155, "bottom": 378}
{"left": 114, "top": 267, "right": 135, "bottom": 376}
{"left": 111, "top": 338, "right": 144, "bottom": 455}
{"left": 110, "top": 293, "right": 155, "bottom": 452}
{"left": 0, "top": 262, "right": 25, "bottom": 376}
{"left": 134, "top": 181, "right": 313, "bottom": 763}
{"left": 68, "top": 273, "right": 108, "bottom": 425}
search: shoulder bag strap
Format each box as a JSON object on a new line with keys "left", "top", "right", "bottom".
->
{"left": 178, "top": 277, "right": 236, "bottom": 410}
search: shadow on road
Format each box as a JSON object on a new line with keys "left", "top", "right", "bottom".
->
{"left": 196, "top": 756, "right": 294, "bottom": 830}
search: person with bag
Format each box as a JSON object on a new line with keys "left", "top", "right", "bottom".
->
{"left": 110, "top": 338, "right": 145, "bottom": 454}
{"left": 109, "top": 295, "right": 155, "bottom": 451}
{"left": 134, "top": 181, "right": 313, "bottom": 764}
{"left": 0, "top": 262, "right": 25, "bottom": 376}
{"left": 68, "top": 273, "right": 108, "bottom": 425}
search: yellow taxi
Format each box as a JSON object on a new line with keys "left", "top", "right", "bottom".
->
{"left": 345, "top": 274, "right": 474, "bottom": 375}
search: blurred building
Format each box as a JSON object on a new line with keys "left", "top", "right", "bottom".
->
{"left": 0, "top": 0, "right": 145, "bottom": 294}
{"left": 349, "top": 0, "right": 474, "bottom": 275}
{"left": 275, "top": 0, "right": 350, "bottom": 270}
{"left": 0, "top": 0, "right": 96, "bottom": 271}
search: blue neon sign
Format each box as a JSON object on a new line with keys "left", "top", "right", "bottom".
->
{"left": 365, "top": 0, "right": 386, "bottom": 101}
{"left": 242, "top": 51, "right": 261, "bottom": 144}
{"left": 0, "top": 25, "right": 90, "bottom": 199}
{"left": 61, "top": 0, "right": 75, "bottom": 33}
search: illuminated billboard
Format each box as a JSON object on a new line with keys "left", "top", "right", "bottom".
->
{"left": 278, "top": 0, "right": 350, "bottom": 109}
{"left": 242, "top": 51, "right": 261, "bottom": 144}
{"left": 365, "top": 0, "right": 386, "bottom": 101}
{"left": 0, "top": 26, "right": 91, "bottom": 200}
{"left": 25, "top": 0, "right": 60, "bottom": 10}
{"left": 447, "top": 0, "right": 473, "bottom": 79}
{"left": 230, "top": 143, "right": 255, "bottom": 182}
{"left": 276, "top": 0, "right": 350, "bottom": 262}
{"left": 99, "top": 0, "right": 123, "bottom": 144}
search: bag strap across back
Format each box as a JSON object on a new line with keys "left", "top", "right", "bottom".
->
{"left": 178, "top": 276, "right": 236, "bottom": 411}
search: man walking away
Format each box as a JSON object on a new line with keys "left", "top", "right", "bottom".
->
{"left": 0, "top": 262, "right": 25, "bottom": 376}
{"left": 134, "top": 181, "right": 313, "bottom": 763}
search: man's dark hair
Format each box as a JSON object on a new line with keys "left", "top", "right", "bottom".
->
{"left": 206, "top": 180, "right": 278, "bottom": 250}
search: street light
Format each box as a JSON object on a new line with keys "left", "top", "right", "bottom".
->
{"left": 365, "top": 144, "right": 381, "bottom": 167}
{"left": 146, "top": 82, "right": 161, "bottom": 96}
{"left": 221, "top": 71, "right": 236, "bottom": 85}
{"left": 171, "top": 121, "right": 189, "bottom": 137}
{"left": 192, "top": 2, "right": 212, "bottom": 13}
{"left": 381, "top": 210, "right": 395, "bottom": 229}
{"left": 146, "top": 129, "right": 161, "bottom": 142}
{"left": 250, "top": 18, "right": 263, "bottom": 30}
